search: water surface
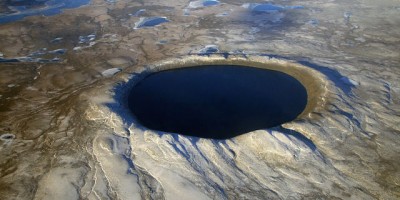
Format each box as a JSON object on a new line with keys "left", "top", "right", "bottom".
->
{"left": 0, "top": 0, "right": 90, "bottom": 24}
{"left": 129, "top": 65, "right": 307, "bottom": 139}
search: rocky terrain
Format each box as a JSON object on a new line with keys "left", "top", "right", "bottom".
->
{"left": 0, "top": 0, "right": 399, "bottom": 199}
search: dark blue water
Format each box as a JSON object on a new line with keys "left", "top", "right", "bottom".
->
{"left": 0, "top": 0, "right": 90, "bottom": 24}
{"left": 135, "top": 17, "right": 169, "bottom": 29}
{"left": 203, "top": 0, "right": 220, "bottom": 7}
{"left": 128, "top": 65, "right": 308, "bottom": 139}
{"left": 245, "top": 3, "right": 304, "bottom": 13}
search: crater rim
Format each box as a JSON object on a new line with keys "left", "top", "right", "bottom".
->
{"left": 124, "top": 55, "right": 330, "bottom": 138}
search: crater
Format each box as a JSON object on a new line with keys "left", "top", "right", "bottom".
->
{"left": 126, "top": 56, "right": 328, "bottom": 139}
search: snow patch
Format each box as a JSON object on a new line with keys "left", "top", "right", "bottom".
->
{"left": 198, "top": 45, "right": 219, "bottom": 54}
{"left": 102, "top": 68, "right": 122, "bottom": 77}
{"left": 341, "top": 76, "right": 359, "bottom": 86}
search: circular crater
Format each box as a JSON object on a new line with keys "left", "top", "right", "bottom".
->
{"left": 127, "top": 56, "right": 327, "bottom": 139}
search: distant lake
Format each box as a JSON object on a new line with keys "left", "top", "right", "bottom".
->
{"left": 0, "top": 0, "right": 90, "bottom": 24}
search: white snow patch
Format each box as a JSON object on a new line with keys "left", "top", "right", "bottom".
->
{"left": 73, "top": 46, "right": 82, "bottom": 51}
{"left": 341, "top": 77, "right": 359, "bottom": 86}
{"left": 93, "top": 134, "right": 142, "bottom": 199}
{"left": 102, "top": 68, "right": 122, "bottom": 77}
{"left": 34, "top": 156, "right": 87, "bottom": 200}
{"left": 198, "top": 45, "right": 219, "bottom": 54}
